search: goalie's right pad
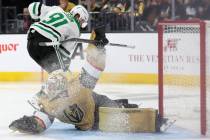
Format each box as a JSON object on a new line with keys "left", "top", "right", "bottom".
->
{"left": 99, "top": 107, "right": 158, "bottom": 133}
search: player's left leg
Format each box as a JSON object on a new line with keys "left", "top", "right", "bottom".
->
{"left": 27, "top": 29, "right": 70, "bottom": 73}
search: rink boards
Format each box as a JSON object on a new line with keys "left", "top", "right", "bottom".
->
{"left": 0, "top": 33, "right": 200, "bottom": 84}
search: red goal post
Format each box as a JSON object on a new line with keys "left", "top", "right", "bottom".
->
{"left": 158, "top": 20, "right": 209, "bottom": 135}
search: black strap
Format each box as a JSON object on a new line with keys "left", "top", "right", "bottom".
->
{"left": 39, "top": 22, "right": 62, "bottom": 40}
{"left": 60, "top": 45, "right": 70, "bottom": 55}
{"left": 38, "top": 2, "right": 42, "bottom": 16}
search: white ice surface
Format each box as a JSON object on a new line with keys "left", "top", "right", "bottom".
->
{"left": 0, "top": 82, "right": 209, "bottom": 140}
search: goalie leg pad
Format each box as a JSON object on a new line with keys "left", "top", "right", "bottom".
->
{"left": 99, "top": 107, "right": 158, "bottom": 133}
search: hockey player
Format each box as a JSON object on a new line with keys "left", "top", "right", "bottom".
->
{"left": 9, "top": 2, "right": 124, "bottom": 133}
{"left": 27, "top": 2, "right": 89, "bottom": 73}
{"left": 8, "top": 23, "right": 139, "bottom": 133}
{"left": 9, "top": 2, "right": 168, "bottom": 134}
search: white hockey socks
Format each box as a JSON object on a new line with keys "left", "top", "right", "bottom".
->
{"left": 34, "top": 111, "right": 52, "bottom": 129}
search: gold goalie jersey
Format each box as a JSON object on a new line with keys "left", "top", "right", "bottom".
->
{"left": 35, "top": 31, "right": 105, "bottom": 130}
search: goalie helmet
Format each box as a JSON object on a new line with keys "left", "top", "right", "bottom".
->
{"left": 70, "top": 5, "right": 89, "bottom": 28}
{"left": 43, "top": 70, "right": 68, "bottom": 100}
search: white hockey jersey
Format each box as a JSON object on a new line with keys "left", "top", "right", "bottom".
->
{"left": 28, "top": 2, "right": 80, "bottom": 54}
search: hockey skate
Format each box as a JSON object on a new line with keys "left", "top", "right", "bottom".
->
{"left": 9, "top": 115, "right": 45, "bottom": 134}
{"left": 156, "top": 115, "right": 176, "bottom": 132}
{"left": 160, "top": 118, "right": 176, "bottom": 132}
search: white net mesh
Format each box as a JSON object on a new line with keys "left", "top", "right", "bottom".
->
{"left": 206, "top": 22, "right": 210, "bottom": 135}
{"left": 161, "top": 22, "right": 206, "bottom": 134}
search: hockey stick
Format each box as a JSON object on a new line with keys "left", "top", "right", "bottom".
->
{"left": 39, "top": 38, "right": 136, "bottom": 49}
{"left": 53, "top": 45, "right": 65, "bottom": 71}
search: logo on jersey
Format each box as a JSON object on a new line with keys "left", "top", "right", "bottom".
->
{"left": 164, "top": 38, "right": 180, "bottom": 52}
{"left": 0, "top": 43, "right": 19, "bottom": 54}
{"left": 63, "top": 104, "right": 84, "bottom": 123}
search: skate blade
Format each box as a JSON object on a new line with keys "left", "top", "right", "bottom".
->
{"left": 160, "top": 119, "right": 176, "bottom": 132}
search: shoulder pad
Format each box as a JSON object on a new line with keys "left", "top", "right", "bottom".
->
{"left": 28, "top": 2, "right": 43, "bottom": 20}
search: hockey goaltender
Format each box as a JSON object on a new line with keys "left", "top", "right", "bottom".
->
{"left": 9, "top": 2, "right": 171, "bottom": 134}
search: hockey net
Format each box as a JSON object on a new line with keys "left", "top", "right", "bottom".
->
{"left": 158, "top": 20, "right": 210, "bottom": 135}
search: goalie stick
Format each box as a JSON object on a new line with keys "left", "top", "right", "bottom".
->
{"left": 39, "top": 38, "right": 136, "bottom": 49}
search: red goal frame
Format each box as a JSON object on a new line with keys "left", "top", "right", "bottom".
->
{"left": 158, "top": 20, "right": 207, "bottom": 135}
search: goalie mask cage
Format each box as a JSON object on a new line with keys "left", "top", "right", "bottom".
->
{"left": 158, "top": 20, "right": 210, "bottom": 135}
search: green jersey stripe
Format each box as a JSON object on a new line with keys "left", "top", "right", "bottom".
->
{"left": 33, "top": 3, "right": 38, "bottom": 15}
{"left": 33, "top": 24, "right": 59, "bottom": 41}
{"left": 64, "top": 12, "right": 80, "bottom": 30}
{"left": 37, "top": 2, "right": 42, "bottom": 16}
{"left": 52, "top": 19, "right": 68, "bottom": 28}
{"left": 39, "top": 22, "right": 62, "bottom": 38}
{"left": 71, "top": 16, "right": 80, "bottom": 30}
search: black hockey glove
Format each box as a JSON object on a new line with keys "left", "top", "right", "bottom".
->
{"left": 9, "top": 115, "right": 45, "bottom": 134}
{"left": 94, "top": 37, "right": 109, "bottom": 47}
{"left": 94, "top": 25, "right": 109, "bottom": 48}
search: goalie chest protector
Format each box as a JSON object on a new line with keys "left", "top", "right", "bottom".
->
{"left": 99, "top": 107, "right": 158, "bottom": 133}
